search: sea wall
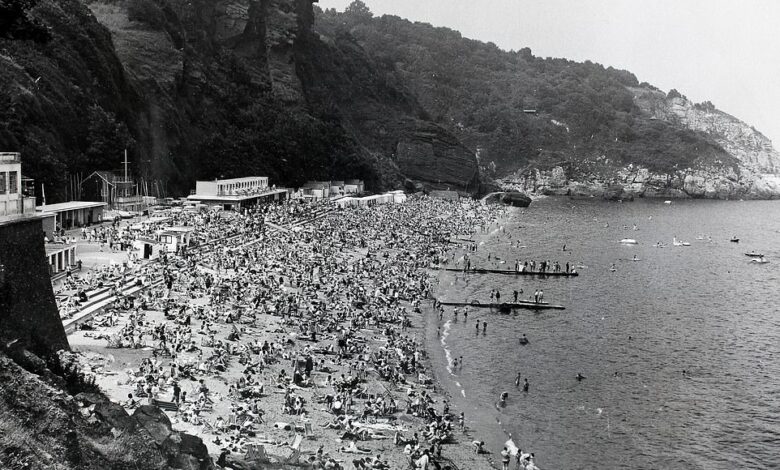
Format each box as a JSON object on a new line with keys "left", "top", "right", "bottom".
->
{"left": 0, "top": 216, "right": 69, "bottom": 354}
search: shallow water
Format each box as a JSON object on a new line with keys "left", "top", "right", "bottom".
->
{"left": 433, "top": 198, "right": 780, "bottom": 469}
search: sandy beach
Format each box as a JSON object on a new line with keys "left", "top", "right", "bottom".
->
{"left": 66, "top": 196, "right": 507, "bottom": 469}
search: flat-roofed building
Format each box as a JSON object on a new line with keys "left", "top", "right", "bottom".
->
{"left": 36, "top": 201, "right": 107, "bottom": 230}
{"left": 45, "top": 242, "right": 77, "bottom": 276}
{"left": 302, "top": 181, "right": 330, "bottom": 199}
{"left": 344, "top": 179, "right": 364, "bottom": 195}
{"left": 188, "top": 176, "right": 286, "bottom": 210}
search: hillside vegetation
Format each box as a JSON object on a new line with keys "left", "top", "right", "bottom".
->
{"left": 1, "top": 0, "right": 778, "bottom": 200}
{"left": 316, "top": 3, "right": 737, "bottom": 180}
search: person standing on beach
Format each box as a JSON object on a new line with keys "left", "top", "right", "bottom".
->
{"left": 501, "top": 447, "right": 511, "bottom": 470}
{"left": 523, "top": 378, "right": 529, "bottom": 393}
{"left": 482, "top": 321, "right": 487, "bottom": 333}
{"left": 515, "top": 372, "right": 521, "bottom": 387}
{"left": 464, "top": 309, "right": 468, "bottom": 322}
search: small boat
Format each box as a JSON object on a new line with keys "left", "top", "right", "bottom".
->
{"left": 620, "top": 238, "right": 638, "bottom": 245}
{"left": 664, "top": 200, "right": 672, "bottom": 205}
{"left": 672, "top": 237, "right": 690, "bottom": 247}
{"left": 744, "top": 252, "right": 764, "bottom": 258}
{"left": 730, "top": 237, "right": 740, "bottom": 243}
{"left": 653, "top": 243, "right": 665, "bottom": 248}
{"left": 750, "top": 257, "right": 769, "bottom": 264}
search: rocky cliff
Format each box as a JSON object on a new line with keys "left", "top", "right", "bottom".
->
{"left": 501, "top": 91, "right": 780, "bottom": 200}
{"left": 0, "top": 0, "right": 481, "bottom": 198}
{"left": 0, "top": 351, "right": 213, "bottom": 469}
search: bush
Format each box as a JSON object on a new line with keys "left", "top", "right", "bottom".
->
{"left": 45, "top": 352, "right": 101, "bottom": 396}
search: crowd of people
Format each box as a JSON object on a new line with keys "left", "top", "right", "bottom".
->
{"left": 72, "top": 194, "right": 526, "bottom": 469}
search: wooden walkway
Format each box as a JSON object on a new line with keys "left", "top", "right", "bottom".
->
{"left": 435, "top": 267, "right": 579, "bottom": 277}
{"left": 437, "top": 300, "right": 565, "bottom": 311}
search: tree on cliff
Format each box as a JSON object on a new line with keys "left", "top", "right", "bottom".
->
{"left": 0, "top": 0, "right": 51, "bottom": 42}
{"left": 345, "top": 0, "right": 373, "bottom": 22}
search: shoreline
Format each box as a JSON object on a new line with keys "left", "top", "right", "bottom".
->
{"left": 419, "top": 209, "right": 521, "bottom": 469}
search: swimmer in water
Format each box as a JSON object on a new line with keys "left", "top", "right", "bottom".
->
{"left": 499, "top": 391, "right": 509, "bottom": 404}
{"left": 523, "top": 378, "right": 529, "bottom": 393}
{"left": 576, "top": 373, "right": 586, "bottom": 381}
{"left": 519, "top": 334, "right": 529, "bottom": 345}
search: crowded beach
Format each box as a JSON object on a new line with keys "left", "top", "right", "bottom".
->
{"left": 58, "top": 194, "right": 546, "bottom": 469}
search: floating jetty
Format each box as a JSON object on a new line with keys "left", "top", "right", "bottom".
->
{"left": 438, "top": 300, "right": 566, "bottom": 311}
{"left": 435, "top": 267, "right": 579, "bottom": 277}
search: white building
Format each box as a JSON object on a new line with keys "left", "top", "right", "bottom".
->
{"left": 188, "top": 176, "right": 286, "bottom": 210}
{"left": 0, "top": 152, "right": 36, "bottom": 218}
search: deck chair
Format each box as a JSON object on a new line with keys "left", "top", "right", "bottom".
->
{"left": 245, "top": 444, "right": 269, "bottom": 462}
{"left": 304, "top": 423, "right": 314, "bottom": 438}
{"left": 284, "top": 434, "right": 303, "bottom": 464}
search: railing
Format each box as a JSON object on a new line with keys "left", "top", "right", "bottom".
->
{"left": 0, "top": 197, "right": 36, "bottom": 217}
{"left": 0, "top": 152, "right": 21, "bottom": 163}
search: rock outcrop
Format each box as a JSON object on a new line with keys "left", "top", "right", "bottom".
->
{"left": 0, "top": 352, "right": 214, "bottom": 469}
{"left": 506, "top": 158, "right": 780, "bottom": 200}
{"left": 482, "top": 191, "right": 532, "bottom": 207}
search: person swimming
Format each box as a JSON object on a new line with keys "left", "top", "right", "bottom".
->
{"left": 499, "top": 391, "right": 509, "bottom": 404}
{"left": 518, "top": 334, "right": 529, "bottom": 345}
{"left": 576, "top": 373, "right": 586, "bottom": 381}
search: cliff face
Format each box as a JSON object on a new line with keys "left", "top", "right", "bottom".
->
{"left": 500, "top": 90, "right": 780, "bottom": 200}
{"left": 96, "top": 0, "right": 481, "bottom": 194}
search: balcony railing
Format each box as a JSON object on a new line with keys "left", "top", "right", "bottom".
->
{"left": 0, "top": 152, "right": 21, "bottom": 163}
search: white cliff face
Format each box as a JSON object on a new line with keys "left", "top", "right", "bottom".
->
{"left": 501, "top": 88, "right": 780, "bottom": 199}
{"left": 633, "top": 88, "right": 780, "bottom": 173}
{"left": 632, "top": 88, "right": 780, "bottom": 196}
{"left": 502, "top": 163, "right": 780, "bottom": 200}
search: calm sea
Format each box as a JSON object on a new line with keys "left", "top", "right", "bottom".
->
{"left": 432, "top": 198, "right": 780, "bottom": 469}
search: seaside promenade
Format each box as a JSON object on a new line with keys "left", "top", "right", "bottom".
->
{"left": 65, "top": 196, "right": 509, "bottom": 469}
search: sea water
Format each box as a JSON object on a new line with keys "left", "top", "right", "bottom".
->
{"left": 433, "top": 198, "right": 780, "bottom": 469}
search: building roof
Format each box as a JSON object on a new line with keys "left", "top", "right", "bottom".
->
{"left": 187, "top": 188, "right": 287, "bottom": 202}
{"left": 36, "top": 201, "right": 107, "bottom": 212}
{"left": 44, "top": 243, "right": 75, "bottom": 255}
{"left": 198, "top": 176, "right": 268, "bottom": 185}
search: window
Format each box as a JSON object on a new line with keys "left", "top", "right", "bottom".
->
{"left": 0, "top": 172, "right": 5, "bottom": 194}
{"left": 8, "top": 171, "right": 17, "bottom": 193}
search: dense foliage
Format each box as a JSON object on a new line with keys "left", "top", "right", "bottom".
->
{"left": 316, "top": 4, "right": 735, "bottom": 176}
